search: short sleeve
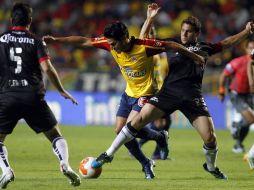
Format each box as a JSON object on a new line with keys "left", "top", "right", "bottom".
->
{"left": 206, "top": 42, "right": 223, "bottom": 55}
{"left": 37, "top": 39, "right": 50, "bottom": 63}
{"left": 91, "top": 37, "right": 111, "bottom": 51}
{"left": 140, "top": 39, "right": 166, "bottom": 57}
{"left": 223, "top": 63, "right": 234, "bottom": 76}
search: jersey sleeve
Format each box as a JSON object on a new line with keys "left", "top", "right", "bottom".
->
{"left": 204, "top": 42, "right": 223, "bottom": 55}
{"left": 139, "top": 39, "right": 166, "bottom": 57}
{"left": 37, "top": 39, "right": 50, "bottom": 63}
{"left": 223, "top": 58, "right": 240, "bottom": 76}
{"left": 90, "top": 37, "right": 111, "bottom": 51}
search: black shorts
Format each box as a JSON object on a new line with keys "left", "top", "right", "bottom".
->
{"left": 148, "top": 88, "right": 210, "bottom": 123}
{"left": 0, "top": 92, "right": 57, "bottom": 134}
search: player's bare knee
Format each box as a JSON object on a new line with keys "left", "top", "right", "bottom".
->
{"left": 205, "top": 134, "right": 217, "bottom": 148}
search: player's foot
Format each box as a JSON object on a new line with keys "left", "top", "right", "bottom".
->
{"left": 232, "top": 143, "right": 245, "bottom": 154}
{"left": 243, "top": 154, "right": 254, "bottom": 170}
{"left": 142, "top": 160, "right": 155, "bottom": 179}
{"left": 61, "top": 163, "right": 81, "bottom": 186}
{"left": 0, "top": 169, "right": 15, "bottom": 189}
{"left": 91, "top": 152, "right": 113, "bottom": 168}
{"left": 157, "top": 131, "right": 169, "bottom": 160}
{"left": 203, "top": 163, "right": 228, "bottom": 180}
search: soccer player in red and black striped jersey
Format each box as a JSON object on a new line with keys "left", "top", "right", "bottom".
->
{"left": 44, "top": 20, "right": 204, "bottom": 179}
{"left": 92, "top": 3, "right": 254, "bottom": 180}
{"left": 0, "top": 3, "right": 80, "bottom": 188}
{"left": 218, "top": 40, "right": 254, "bottom": 154}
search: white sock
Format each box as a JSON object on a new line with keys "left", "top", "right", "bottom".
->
{"left": 106, "top": 126, "right": 135, "bottom": 156}
{"left": 203, "top": 146, "right": 218, "bottom": 171}
{"left": 0, "top": 143, "right": 11, "bottom": 174}
{"left": 248, "top": 144, "right": 254, "bottom": 158}
{"left": 52, "top": 137, "right": 69, "bottom": 166}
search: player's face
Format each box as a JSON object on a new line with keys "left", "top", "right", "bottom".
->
{"left": 246, "top": 42, "right": 254, "bottom": 55}
{"left": 180, "top": 23, "right": 199, "bottom": 45}
{"left": 107, "top": 38, "right": 128, "bottom": 53}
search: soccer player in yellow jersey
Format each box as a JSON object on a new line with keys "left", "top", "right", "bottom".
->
{"left": 44, "top": 21, "right": 204, "bottom": 179}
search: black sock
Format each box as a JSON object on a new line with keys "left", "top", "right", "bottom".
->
{"left": 239, "top": 126, "right": 250, "bottom": 143}
{"left": 126, "top": 122, "right": 138, "bottom": 137}
{"left": 136, "top": 126, "right": 162, "bottom": 141}
{"left": 125, "top": 139, "right": 149, "bottom": 167}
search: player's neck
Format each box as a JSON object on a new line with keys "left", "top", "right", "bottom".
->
{"left": 11, "top": 26, "right": 29, "bottom": 31}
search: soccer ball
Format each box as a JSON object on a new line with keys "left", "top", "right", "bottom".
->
{"left": 79, "top": 157, "right": 102, "bottom": 178}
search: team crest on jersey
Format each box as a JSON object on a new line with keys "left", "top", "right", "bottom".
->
{"left": 130, "top": 56, "right": 138, "bottom": 62}
{"left": 138, "top": 97, "right": 149, "bottom": 107}
{"left": 155, "top": 41, "right": 162, "bottom": 47}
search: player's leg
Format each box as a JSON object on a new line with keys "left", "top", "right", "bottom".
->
{"left": 152, "top": 116, "right": 171, "bottom": 159}
{"left": 43, "top": 126, "right": 80, "bottom": 186}
{"left": 192, "top": 116, "right": 227, "bottom": 179}
{"left": 24, "top": 100, "right": 80, "bottom": 186}
{"left": 116, "top": 115, "right": 154, "bottom": 178}
{"left": 0, "top": 95, "right": 19, "bottom": 188}
{"left": 92, "top": 103, "right": 165, "bottom": 168}
{"left": 229, "top": 93, "right": 254, "bottom": 153}
{"left": 0, "top": 134, "right": 15, "bottom": 189}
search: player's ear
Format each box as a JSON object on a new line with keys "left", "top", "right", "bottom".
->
{"left": 10, "top": 18, "right": 13, "bottom": 25}
{"left": 29, "top": 17, "right": 32, "bottom": 24}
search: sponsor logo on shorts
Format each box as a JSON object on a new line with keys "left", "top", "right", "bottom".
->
{"left": 150, "top": 97, "right": 158, "bottom": 102}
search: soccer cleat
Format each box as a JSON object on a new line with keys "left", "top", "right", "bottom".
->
{"left": 232, "top": 144, "right": 245, "bottom": 154}
{"left": 157, "top": 131, "right": 169, "bottom": 160}
{"left": 142, "top": 160, "right": 155, "bottom": 179}
{"left": 91, "top": 152, "right": 113, "bottom": 169}
{"left": 203, "top": 163, "right": 228, "bottom": 180}
{"left": 0, "top": 169, "right": 15, "bottom": 189}
{"left": 61, "top": 163, "right": 81, "bottom": 186}
{"left": 243, "top": 154, "right": 254, "bottom": 170}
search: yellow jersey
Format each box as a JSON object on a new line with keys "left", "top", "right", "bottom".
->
{"left": 91, "top": 37, "right": 167, "bottom": 98}
{"left": 153, "top": 53, "right": 169, "bottom": 89}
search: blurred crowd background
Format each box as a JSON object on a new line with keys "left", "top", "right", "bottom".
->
{"left": 0, "top": 0, "right": 254, "bottom": 94}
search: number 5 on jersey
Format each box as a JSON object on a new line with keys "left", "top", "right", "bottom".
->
{"left": 10, "top": 47, "right": 22, "bottom": 74}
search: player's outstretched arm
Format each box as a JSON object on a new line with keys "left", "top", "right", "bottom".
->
{"left": 43, "top": 35, "right": 92, "bottom": 47}
{"left": 40, "top": 59, "right": 78, "bottom": 105}
{"left": 220, "top": 21, "right": 254, "bottom": 49}
{"left": 164, "top": 41, "right": 205, "bottom": 65}
{"left": 139, "top": 3, "right": 160, "bottom": 39}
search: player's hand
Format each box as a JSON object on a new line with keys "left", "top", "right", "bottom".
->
{"left": 147, "top": 3, "right": 160, "bottom": 19}
{"left": 218, "top": 94, "right": 225, "bottom": 102}
{"left": 43, "top": 35, "right": 56, "bottom": 44}
{"left": 218, "top": 86, "right": 225, "bottom": 102}
{"left": 245, "top": 21, "right": 254, "bottom": 35}
{"left": 60, "top": 90, "right": 78, "bottom": 105}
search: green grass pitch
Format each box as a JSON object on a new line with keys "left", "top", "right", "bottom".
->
{"left": 3, "top": 124, "right": 254, "bottom": 190}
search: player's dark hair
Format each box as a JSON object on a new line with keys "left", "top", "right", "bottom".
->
{"left": 104, "top": 21, "right": 129, "bottom": 41}
{"left": 247, "top": 38, "right": 254, "bottom": 46}
{"left": 181, "top": 16, "right": 201, "bottom": 33}
{"left": 11, "top": 3, "right": 32, "bottom": 26}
